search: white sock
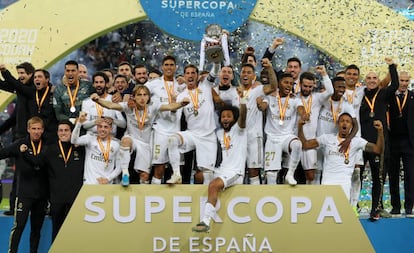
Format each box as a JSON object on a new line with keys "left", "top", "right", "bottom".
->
{"left": 203, "top": 169, "right": 214, "bottom": 185}
{"left": 201, "top": 202, "right": 215, "bottom": 226}
{"left": 168, "top": 135, "right": 181, "bottom": 175}
{"left": 287, "top": 140, "right": 302, "bottom": 175}
{"left": 151, "top": 177, "right": 162, "bottom": 185}
{"left": 117, "top": 146, "right": 130, "bottom": 176}
{"left": 312, "top": 170, "right": 321, "bottom": 185}
{"left": 350, "top": 167, "right": 361, "bottom": 207}
{"left": 266, "top": 171, "right": 278, "bottom": 185}
{"left": 250, "top": 176, "right": 261, "bottom": 185}
{"left": 140, "top": 179, "right": 149, "bottom": 184}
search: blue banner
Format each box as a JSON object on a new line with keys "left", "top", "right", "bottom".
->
{"left": 141, "top": 0, "right": 257, "bottom": 41}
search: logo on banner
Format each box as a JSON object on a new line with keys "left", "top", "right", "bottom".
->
{"left": 140, "top": 0, "right": 257, "bottom": 41}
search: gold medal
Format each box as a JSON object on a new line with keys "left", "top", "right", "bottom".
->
{"left": 189, "top": 88, "right": 199, "bottom": 116}
{"left": 36, "top": 86, "right": 50, "bottom": 113}
{"left": 364, "top": 90, "right": 379, "bottom": 120}
{"left": 277, "top": 93, "right": 290, "bottom": 126}
{"left": 67, "top": 81, "right": 80, "bottom": 113}
{"left": 330, "top": 97, "right": 343, "bottom": 123}
{"left": 396, "top": 93, "right": 408, "bottom": 118}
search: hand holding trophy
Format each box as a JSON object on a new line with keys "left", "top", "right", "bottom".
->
{"left": 199, "top": 24, "right": 230, "bottom": 70}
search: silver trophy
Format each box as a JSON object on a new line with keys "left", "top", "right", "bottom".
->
{"left": 204, "top": 24, "right": 224, "bottom": 63}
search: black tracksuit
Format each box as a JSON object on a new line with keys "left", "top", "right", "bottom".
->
{"left": 0, "top": 70, "right": 33, "bottom": 139}
{"left": 388, "top": 89, "right": 414, "bottom": 214}
{"left": 0, "top": 137, "right": 48, "bottom": 253}
{"left": 45, "top": 141, "right": 85, "bottom": 241}
{"left": 359, "top": 64, "right": 398, "bottom": 214}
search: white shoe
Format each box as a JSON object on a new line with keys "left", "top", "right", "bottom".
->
{"left": 285, "top": 172, "right": 297, "bottom": 186}
{"left": 166, "top": 174, "right": 182, "bottom": 184}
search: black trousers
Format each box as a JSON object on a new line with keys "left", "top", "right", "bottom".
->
{"left": 50, "top": 202, "right": 73, "bottom": 242}
{"left": 389, "top": 137, "right": 414, "bottom": 212}
{"left": 8, "top": 173, "right": 17, "bottom": 213}
{"left": 362, "top": 152, "right": 385, "bottom": 214}
{"left": 9, "top": 197, "right": 47, "bottom": 253}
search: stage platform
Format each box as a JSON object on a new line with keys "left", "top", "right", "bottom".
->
{"left": 0, "top": 214, "right": 413, "bottom": 253}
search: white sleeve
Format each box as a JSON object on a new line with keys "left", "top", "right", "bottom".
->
{"left": 319, "top": 75, "right": 334, "bottom": 101}
{"left": 199, "top": 37, "right": 206, "bottom": 71}
{"left": 221, "top": 33, "right": 230, "bottom": 67}
{"left": 107, "top": 164, "right": 121, "bottom": 182}
{"left": 71, "top": 123, "right": 89, "bottom": 146}
{"left": 81, "top": 100, "right": 95, "bottom": 130}
{"left": 114, "top": 110, "right": 126, "bottom": 129}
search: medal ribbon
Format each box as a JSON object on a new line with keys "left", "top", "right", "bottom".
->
{"left": 337, "top": 135, "right": 350, "bottom": 163}
{"left": 66, "top": 81, "right": 80, "bottom": 110}
{"left": 58, "top": 140, "right": 73, "bottom": 166}
{"left": 277, "top": 93, "right": 290, "bottom": 122}
{"left": 346, "top": 89, "right": 356, "bottom": 104}
{"left": 189, "top": 89, "right": 199, "bottom": 112}
{"left": 301, "top": 94, "right": 312, "bottom": 114}
{"left": 330, "top": 97, "right": 342, "bottom": 123}
{"left": 243, "top": 87, "right": 252, "bottom": 99}
{"left": 30, "top": 140, "right": 42, "bottom": 156}
{"left": 164, "top": 80, "right": 174, "bottom": 103}
{"left": 364, "top": 89, "right": 380, "bottom": 115}
{"left": 294, "top": 82, "right": 300, "bottom": 93}
{"left": 97, "top": 136, "right": 111, "bottom": 165}
{"left": 135, "top": 106, "right": 147, "bottom": 130}
{"left": 36, "top": 86, "right": 50, "bottom": 113}
{"left": 396, "top": 92, "right": 408, "bottom": 116}
{"left": 95, "top": 94, "right": 107, "bottom": 117}
{"left": 95, "top": 103, "right": 104, "bottom": 118}
{"left": 223, "top": 131, "right": 231, "bottom": 151}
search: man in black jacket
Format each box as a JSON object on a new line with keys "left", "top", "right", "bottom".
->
{"left": 0, "top": 62, "right": 35, "bottom": 139}
{"left": 0, "top": 116, "right": 49, "bottom": 253}
{"left": 360, "top": 58, "right": 398, "bottom": 220}
{"left": 388, "top": 70, "right": 414, "bottom": 218}
{"left": 46, "top": 120, "right": 85, "bottom": 241}
{"left": 0, "top": 62, "right": 35, "bottom": 217}
{"left": 3, "top": 68, "right": 58, "bottom": 144}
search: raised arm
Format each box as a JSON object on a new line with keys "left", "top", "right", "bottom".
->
{"left": 91, "top": 93, "right": 123, "bottom": 111}
{"left": 262, "top": 38, "right": 284, "bottom": 61}
{"left": 160, "top": 98, "right": 190, "bottom": 111}
{"left": 297, "top": 119, "right": 319, "bottom": 150}
{"left": 315, "top": 65, "right": 333, "bottom": 98}
{"left": 206, "top": 63, "right": 221, "bottom": 86}
{"left": 71, "top": 111, "right": 87, "bottom": 145}
{"left": 262, "top": 58, "right": 278, "bottom": 95}
{"left": 383, "top": 58, "right": 399, "bottom": 98}
{"left": 0, "top": 65, "right": 34, "bottom": 97}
